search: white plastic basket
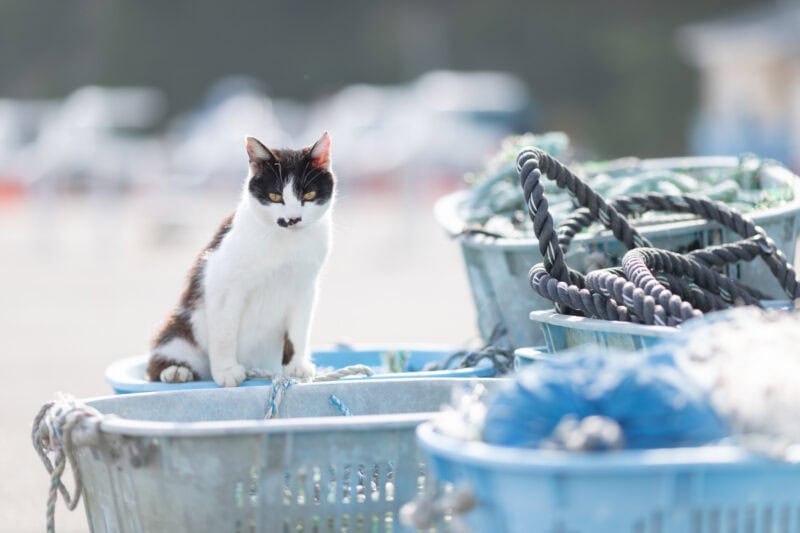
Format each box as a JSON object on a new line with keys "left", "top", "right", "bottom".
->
{"left": 417, "top": 422, "right": 800, "bottom": 533}
{"left": 63, "top": 378, "right": 501, "bottom": 532}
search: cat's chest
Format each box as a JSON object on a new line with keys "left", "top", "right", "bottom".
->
{"left": 209, "top": 223, "right": 329, "bottom": 285}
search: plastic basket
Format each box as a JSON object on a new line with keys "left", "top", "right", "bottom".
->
{"left": 531, "top": 310, "right": 677, "bottom": 354}
{"left": 107, "top": 344, "right": 496, "bottom": 394}
{"left": 531, "top": 300, "right": 793, "bottom": 354}
{"left": 68, "top": 378, "right": 502, "bottom": 533}
{"left": 512, "top": 346, "right": 553, "bottom": 370}
{"left": 435, "top": 156, "right": 800, "bottom": 349}
{"left": 417, "top": 422, "right": 800, "bottom": 533}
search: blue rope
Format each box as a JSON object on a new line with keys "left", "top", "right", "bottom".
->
{"left": 328, "top": 394, "right": 353, "bottom": 416}
{"left": 265, "top": 378, "right": 296, "bottom": 419}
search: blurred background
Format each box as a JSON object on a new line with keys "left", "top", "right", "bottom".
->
{"left": 2, "top": 1, "right": 796, "bottom": 530}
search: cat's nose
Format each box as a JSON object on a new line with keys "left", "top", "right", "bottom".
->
{"left": 277, "top": 217, "right": 302, "bottom": 228}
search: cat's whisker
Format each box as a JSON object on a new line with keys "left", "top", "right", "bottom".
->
{"left": 303, "top": 168, "right": 323, "bottom": 185}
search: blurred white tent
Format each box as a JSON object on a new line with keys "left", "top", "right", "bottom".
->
{"left": 165, "top": 77, "right": 294, "bottom": 188}
{"left": 10, "top": 85, "right": 167, "bottom": 191}
{"left": 303, "top": 70, "right": 532, "bottom": 185}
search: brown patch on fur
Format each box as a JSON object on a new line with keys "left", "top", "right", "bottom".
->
{"left": 180, "top": 213, "right": 234, "bottom": 309}
{"left": 146, "top": 353, "right": 198, "bottom": 382}
{"left": 151, "top": 213, "right": 235, "bottom": 351}
{"left": 207, "top": 213, "right": 235, "bottom": 251}
{"left": 153, "top": 310, "right": 196, "bottom": 347}
{"left": 282, "top": 333, "right": 295, "bottom": 366}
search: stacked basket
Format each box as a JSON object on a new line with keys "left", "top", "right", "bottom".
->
{"left": 436, "top": 155, "right": 800, "bottom": 349}
{"left": 415, "top": 146, "right": 800, "bottom": 533}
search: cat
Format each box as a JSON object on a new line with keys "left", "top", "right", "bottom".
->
{"left": 146, "top": 132, "right": 335, "bottom": 387}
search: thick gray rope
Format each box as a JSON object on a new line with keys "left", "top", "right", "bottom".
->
{"left": 518, "top": 148, "right": 652, "bottom": 287}
{"left": 518, "top": 148, "right": 642, "bottom": 318}
{"left": 584, "top": 247, "right": 764, "bottom": 326}
{"left": 518, "top": 148, "right": 799, "bottom": 325}
{"left": 556, "top": 192, "right": 800, "bottom": 300}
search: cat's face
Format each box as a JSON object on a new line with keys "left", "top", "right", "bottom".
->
{"left": 245, "top": 132, "right": 335, "bottom": 229}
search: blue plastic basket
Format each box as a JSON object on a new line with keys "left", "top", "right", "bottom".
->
{"left": 531, "top": 301, "right": 794, "bottom": 355}
{"left": 435, "top": 156, "right": 800, "bottom": 349}
{"left": 530, "top": 310, "right": 676, "bottom": 354}
{"left": 512, "top": 346, "right": 553, "bottom": 370}
{"left": 106, "top": 344, "right": 497, "bottom": 394}
{"left": 417, "top": 422, "right": 800, "bottom": 533}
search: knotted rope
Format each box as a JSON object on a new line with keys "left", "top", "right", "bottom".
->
{"left": 517, "top": 148, "right": 799, "bottom": 325}
{"left": 32, "top": 397, "right": 102, "bottom": 533}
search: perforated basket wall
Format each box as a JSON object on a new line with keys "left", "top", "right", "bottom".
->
{"left": 75, "top": 378, "right": 500, "bottom": 533}
{"left": 418, "top": 423, "right": 800, "bottom": 533}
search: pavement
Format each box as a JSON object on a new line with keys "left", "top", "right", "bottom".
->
{"left": 0, "top": 187, "right": 478, "bottom": 532}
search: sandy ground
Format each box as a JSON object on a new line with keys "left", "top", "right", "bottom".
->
{"left": 0, "top": 188, "right": 478, "bottom": 532}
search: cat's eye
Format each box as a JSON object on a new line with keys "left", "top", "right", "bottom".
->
{"left": 268, "top": 193, "right": 283, "bottom": 203}
{"left": 303, "top": 191, "right": 317, "bottom": 201}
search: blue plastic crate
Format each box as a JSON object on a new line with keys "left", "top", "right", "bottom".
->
{"left": 417, "top": 422, "right": 800, "bottom": 533}
{"left": 106, "top": 344, "right": 497, "bottom": 394}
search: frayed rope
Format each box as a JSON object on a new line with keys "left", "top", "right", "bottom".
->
{"left": 32, "top": 395, "right": 102, "bottom": 533}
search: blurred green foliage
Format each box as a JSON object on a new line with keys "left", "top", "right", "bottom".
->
{"left": 0, "top": 0, "right": 765, "bottom": 158}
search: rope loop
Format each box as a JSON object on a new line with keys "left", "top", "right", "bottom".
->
{"left": 517, "top": 148, "right": 800, "bottom": 325}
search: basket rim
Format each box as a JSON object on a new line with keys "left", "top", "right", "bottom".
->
{"left": 86, "top": 378, "right": 508, "bottom": 438}
{"left": 106, "top": 344, "right": 494, "bottom": 394}
{"left": 417, "top": 422, "right": 800, "bottom": 471}
{"left": 529, "top": 310, "right": 678, "bottom": 337}
{"left": 97, "top": 411, "right": 436, "bottom": 438}
{"left": 435, "top": 153, "right": 800, "bottom": 246}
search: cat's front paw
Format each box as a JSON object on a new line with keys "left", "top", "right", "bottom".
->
{"left": 212, "top": 364, "right": 247, "bottom": 387}
{"left": 284, "top": 358, "right": 315, "bottom": 381}
{"left": 160, "top": 365, "right": 195, "bottom": 383}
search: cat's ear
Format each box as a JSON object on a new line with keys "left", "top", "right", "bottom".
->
{"left": 245, "top": 136, "right": 277, "bottom": 162}
{"left": 309, "top": 131, "right": 332, "bottom": 170}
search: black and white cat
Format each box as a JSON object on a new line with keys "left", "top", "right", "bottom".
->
{"left": 146, "top": 132, "right": 334, "bottom": 387}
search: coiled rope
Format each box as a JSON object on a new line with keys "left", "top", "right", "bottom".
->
{"left": 517, "top": 148, "right": 800, "bottom": 325}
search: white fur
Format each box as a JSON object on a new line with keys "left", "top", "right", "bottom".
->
{"left": 157, "top": 169, "right": 333, "bottom": 387}
{"left": 160, "top": 365, "right": 194, "bottom": 383}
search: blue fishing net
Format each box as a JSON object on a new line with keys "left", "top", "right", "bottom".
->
{"left": 482, "top": 348, "right": 728, "bottom": 449}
